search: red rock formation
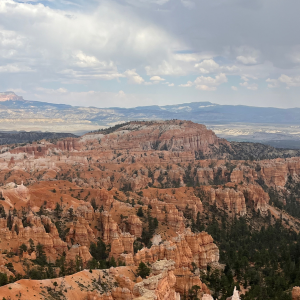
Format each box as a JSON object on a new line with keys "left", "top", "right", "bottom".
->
{"left": 56, "top": 138, "right": 80, "bottom": 151}
{"left": 1, "top": 182, "right": 30, "bottom": 207}
{"left": 134, "top": 229, "right": 219, "bottom": 269}
{"left": 242, "top": 184, "right": 270, "bottom": 212}
{"left": 292, "top": 286, "right": 300, "bottom": 300}
{"left": 66, "top": 245, "right": 92, "bottom": 264}
{"left": 230, "top": 166, "right": 257, "bottom": 184}
{"left": 142, "top": 198, "right": 185, "bottom": 232}
{"left": 133, "top": 259, "right": 180, "bottom": 300}
{"left": 0, "top": 214, "right": 68, "bottom": 255}
{"left": 210, "top": 188, "right": 246, "bottom": 215}
{"left": 196, "top": 168, "right": 214, "bottom": 184}
{"left": 66, "top": 217, "right": 95, "bottom": 247}
{"left": 96, "top": 189, "right": 114, "bottom": 209}
{"left": 84, "top": 120, "right": 231, "bottom": 156}
{"left": 127, "top": 215, "right": 142, "bottom": 238}
{"left": 101, "top": 211, "right": 121, "bottom": 244}
{"left": 174, "top": 267, "right": 210, "bottom": 296}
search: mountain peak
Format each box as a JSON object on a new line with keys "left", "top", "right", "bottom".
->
{"left": 0, "top": 91, "right": 24, "bottom": 102}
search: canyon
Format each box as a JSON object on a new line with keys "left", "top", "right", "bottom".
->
{"left": 0, "top": 120, "right": 298, "bottom": 300}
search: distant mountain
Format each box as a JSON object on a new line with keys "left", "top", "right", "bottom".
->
{"left": 1, "top": 91, "right": 300, "bottom": 147}
{"left": 2, "top": 92, "right": 300, "bottom": 125}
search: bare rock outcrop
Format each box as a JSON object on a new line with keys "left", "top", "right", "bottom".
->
{"left": 134, "top": 229, "right": 219, "bottom": 269}
{"left": 127, "top": 215, "right": 143, "bottom": 238}
{"left": 293, "top": 286, "right": 300, "bottom": 300}
{"left": 210, "top": 188, "right": 246, "bottom": 215}
{"left": 133, "top": 259, "right": 180, "bottom": 300}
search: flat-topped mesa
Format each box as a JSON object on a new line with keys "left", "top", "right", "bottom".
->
{"left": 210, "top": 188, "right": 247, "bottom": 215}
{"left": 83, "top": 120, "right": 231, "bottom": 155}
{"left": 0, "top": 91, "right": 23, "bottom": 101}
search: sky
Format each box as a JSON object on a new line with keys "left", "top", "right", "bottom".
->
{"left": 1, "top": 0, "right": 300, "bottom": 108}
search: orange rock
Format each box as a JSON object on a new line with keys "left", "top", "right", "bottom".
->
{"left": 210, "top": 188, "right": 246, "bottom": 215}
{"left": 127, "top": 215, "right": 143, "bottom": 238}
{"left": 66, "top": 217, "right": 95, "bottom": 247}
{"left": 66, "top": 245, "right": 92, "bottom": 264}
{"left": 133, "top": 259, "right": 180, "bottom": 300}
{"left": 134, "top": 229, "right": 219, "bottom": 269}
{"left": 293, "top": 287, "right": 300, "bottom": 300}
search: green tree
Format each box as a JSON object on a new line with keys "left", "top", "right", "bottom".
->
{"left": 137, "top": 207, "right": 144, "bottom": 217}
{"left": 0, "top": 273, "right": 8, "bottom": 286}
{"left": 137, "top": 262, "right": 150, "bottom": 279}
{"left": 29, "top": 239, "right": 35, "bottom": 253}
{"left": 19, "top": 243, "right": 28, "bottom": 255}
{"left": 35, "top": 243, "right": 47, "bottom": 266}
{"left": 90, "top": 239, "right": 107, "bottom": 261}
{"left": 55, "top": 202, "right": 62, "bottom": 218}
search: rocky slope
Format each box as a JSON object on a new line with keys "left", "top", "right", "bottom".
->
{"left": 0, "top": 120, "right": 298, "bottom": 299}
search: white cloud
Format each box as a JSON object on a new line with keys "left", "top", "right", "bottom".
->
{"left": 173, "top": 53, "right": 212, "bottom": 62}
{"left": 179, "top": 81, "right": 193, "bottom": 87}
{"left": 168, "top": 83, "right": 174, "bottom": 86}
{"left": 117, "top": 90, "right": 126, "bottom": 97}
{"left": 266, "top": 78, "right": 279, "bottom": 88}
{"left": 237, "top": 56, "right": 257, "bottom": 65}
{"left": 74, "top": 51, "right": 103, "bottom": 68}
{"left": 240, "top": 81, "right": 258, "bottom": 90}
{"left": 180, "top": 73, "right": 227, "bottom": 91}
{"left": 124, "top": 69, "right": 144, "bottom": 84}
{"left": 150, "top": 76, "right": 165, "bottom": 81}
{"left": 231, "top": 86, "right": 238, "bottom": 91}
{"left": 0, "top": 0, "right": 181, "bottom": 83}
{"left": 0, "top": 63, "right": 34, "bottom": 73}
{"left": 195, "top": 59, "right": 220, "bottom": 74}
{"left": 279, "top": 74, "right": 300, "bottom": 87}
{"left": 235, "top": 46, "right": 260, "bottom": 65}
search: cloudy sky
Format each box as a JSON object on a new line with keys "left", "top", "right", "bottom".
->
{"left": 1, "top": 0, "right": 300, "bottom": 108}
